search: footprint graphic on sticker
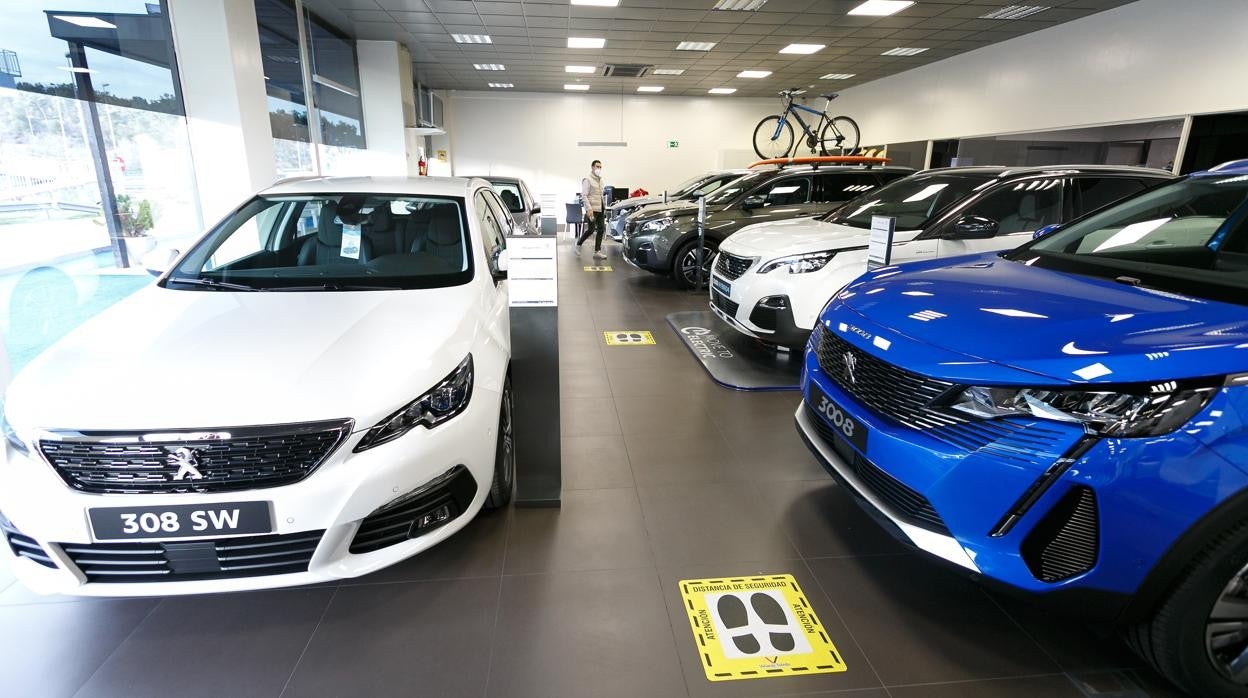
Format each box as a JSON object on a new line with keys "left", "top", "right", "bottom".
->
{"left": 716, "top": 595, "right": 761, "bottom": 655}
{"left": 751, "top": 593, "right": 795, "bottom": 652}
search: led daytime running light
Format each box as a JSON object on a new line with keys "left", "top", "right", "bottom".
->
{"left": 355, "top": 355, "right": 474, "bottom": 451}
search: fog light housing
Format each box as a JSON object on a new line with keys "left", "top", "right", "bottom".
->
{"left": 759, "top": 295, "right": 789, "bottom": 310}
{"left": 417, "top": 504, "right": 454, "bottom": 530}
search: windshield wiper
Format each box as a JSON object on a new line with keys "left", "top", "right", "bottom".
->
{"left": 269, "top": 283, "right": 404, "bottom": 291}
{"left": 166, "top": 277, "right": 262, "bottom": 292}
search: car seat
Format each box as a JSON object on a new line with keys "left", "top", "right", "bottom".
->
{"left": 362, "top": 203, "right": 401, "bottom": 257}
{"left": 999, "top": 193, "right": 1056, "bottom": 234}
{"left": 298, "top": 201, "right": 374, "bottom": 265}
{"left": 408, "top": 204, "right": 464, "bottom": 269}
{"left": 500, "top": 190, "right": 521, "bottom": 212}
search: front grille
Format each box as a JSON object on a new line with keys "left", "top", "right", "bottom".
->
{"left": 0, "top": 515, "right": 56, "bottom": 568}
{"left": 714, "top": 251, "right": 755, "bottom": 280}
{"left": 1021, "top": 486, "right": 1099, "bottom": 582}
{"left": 815, "top": 326, "right": 962, "bottom": 429}
{"left": 350, "top": 465, "right": 478, "bottom": 554}
{"left": 711, "top": 289, "right": 740, "bottom": 317}
{"left": 60, "top": 530, "right": 324, "bottom": 583}
{"left": 804, "top": 403, "right": 949, "bottom": 534}
{"left": 38, "top": 420, "right": 352, "bottom": 495}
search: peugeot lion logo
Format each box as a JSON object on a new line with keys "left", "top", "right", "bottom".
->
{"left": 167, "top": 447, "right": 204, "bottom": 481}
{"left": 842, "top": 351, "right": 858, "bottom": 385}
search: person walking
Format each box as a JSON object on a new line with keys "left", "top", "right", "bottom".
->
{"left": 577, "top": 159, "right": 607, "bottom": 259}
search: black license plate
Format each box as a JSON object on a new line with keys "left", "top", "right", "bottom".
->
{"left": 711, "top": 276, "right": 731, "bottom": 297}
{"left": 809, "top": 384, "right": 869, "bottom": 452}
{"left": 88, "top": 502, "right": 273, "bottom": 541}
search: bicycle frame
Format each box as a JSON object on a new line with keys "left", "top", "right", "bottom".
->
{"left": 772, "top": 100, "right": 829, "bottom": 141}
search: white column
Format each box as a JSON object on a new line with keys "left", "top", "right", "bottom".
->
{"left": 356, "top": 40, "right": 417, "bottom": 176}
{"left": 167, "top": 0, "right": 276, "bottom": 226}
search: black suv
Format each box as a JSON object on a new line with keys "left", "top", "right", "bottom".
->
{"left": 621, "top": 164, "right": 913, "bottom": 288}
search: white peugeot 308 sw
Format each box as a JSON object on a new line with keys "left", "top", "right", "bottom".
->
{"left": 0, "top": 176, "right": 515, "bottom": 596}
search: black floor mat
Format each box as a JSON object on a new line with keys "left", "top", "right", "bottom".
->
{"left": 666, "top": 311, "right": 802, "bottom": 391}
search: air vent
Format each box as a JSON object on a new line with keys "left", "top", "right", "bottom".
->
{"left": 602, "top": 64, "right": 651, "bottom": 78}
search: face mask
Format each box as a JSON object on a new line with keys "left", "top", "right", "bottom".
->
{"left": 593, "top": 168, "right": 602, "bottom": 176}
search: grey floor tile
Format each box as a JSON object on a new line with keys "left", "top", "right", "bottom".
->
{"left": 347, "top": 507, "right": 509, "bottom": 584}
{"left": 888, "top": 674, "right": 1082, "bottom": 697}
{"left": 0, "top": 598, "right": 157, "bottom": 698}
{"left": 608, "top": 364, "right": 719, "bottom": 398}
{"left": 486, "top": 568, "right": 687, "bottom": 698}
{"left": 505, "top": 488, "right": 654, "bottom": 574}
{"left": 726, "top": 425, "right": 830, "bottom": 483}
{"left": 282, "top": 578, "right": 498, "bottom": 698}
{"left": 615, "top": 395, "right": 719, "bottom": 436}
{"left": 638, "top": 482, "right": 800, "bottom": 567}
{"left": 656, "top": 559, "right": 885, "bottom": 697}
{"left": 624, "top": 427, "right": 752, "bottom": 486}
{"left": 753, "top": 480, "right": 908, "bottom": 559}
{"left": 561, "top": 396, "right": 622, "bottom": 437}
{"left": 79, "top": 588, "right": 333, "bottom": 698}
{"left": 561, "top": 367, "right": 616, "bottom": 398}
{"left": 562, "top": 434, "right": 636, "bottom": 490}
{"left": 987, "top": 594, "right": 1143, "bottom": 674}
{"left": 1066, "top": 668, "right": 1185, "bottom": 697}
{"left": 806, "top": 555, "right": 1059, "bottom": 686}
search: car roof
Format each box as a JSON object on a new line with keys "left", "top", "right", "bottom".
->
{"left": 750, "top": 164, "right": 916, "bottom": 177}
{"left": 1192, "top": 159, "right": 1248, "bottom": 177}
{"left": 260, "top": 176, "right": 487, "bottom": 197}
{"left": 919, "top": 164, "right": 1174, "bottom": 179}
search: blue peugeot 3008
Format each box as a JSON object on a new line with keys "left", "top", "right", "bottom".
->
{"left": 797, "top": 160, "right": 1248, "bottom": 697}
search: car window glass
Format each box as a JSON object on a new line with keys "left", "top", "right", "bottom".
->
{"left": 825, "top": 174, "right": 990, "bottom": 229}
{"left": 475, "top": 191, "right": 508, "bottom": 275}
{"left": 692, "top": 175, "right": 735, "bottom": 196}
{"left": 706, "top": 173, "right": 764, "bottom": 204}
{"left": 207, "top": 201, "right": 286, "bottom": 271}
{"left": 483, "top": 190, "right": 515, "bottom": 236}
{"left": 1077, "top": 177, "right": 1147, "bottom": 214}
{"left": 757, "top": 176, "right": 811, "bottom": 206}
{"left": 962, "top": 178, "right": 1063, "bottom": 235}
{"left": 817, "top": 173, "right": 880, "bottom": 203}
{"left": 490, "top": 182, "right": 525, "bottom": 213}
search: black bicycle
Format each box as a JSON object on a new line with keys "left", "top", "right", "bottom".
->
{"left": 752, "top": 89, "right": 861, "bottom": 160}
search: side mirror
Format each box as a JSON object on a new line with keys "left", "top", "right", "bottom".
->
{"left": 142, "top": 248, "right": 180, "bottom": 277}
{"left": 493, "top": 248, "right": 509, "bottom": 279}
{"left": 950, "top": 216, "right": 998, "bottom": 239}
{"left": 742, "top": 195, "right": 766, "bottom": 211}
{"left": 531, "top": 205, "right": 541, "bottom": 215}
{"left": 1033, "top": 223, "right": 1061, "bottom": 239}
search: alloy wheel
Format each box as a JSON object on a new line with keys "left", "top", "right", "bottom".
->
{"left": 679, "top": 246, "right": 715, "bottom": 287}
{"left": 1206, "top": 561, "right": 1248, "bottom": 685}
{"left": 500, "top": 387, "right": 515, "bottom": 491}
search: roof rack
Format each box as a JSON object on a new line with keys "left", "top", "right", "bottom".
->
{"left": 748, "top": 155, "right": 892, "bottom": 170}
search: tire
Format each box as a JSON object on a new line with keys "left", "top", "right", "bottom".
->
{"left": 672, "top": 238, "right": 718, "bottom": 290}
{"left": 1124, "top": 519, "right": 1248, "bottom": 697}
{"left": 819, "top": 116, "right": 861, "bottom": 156}
{"left": 753, "top": 116, "right": 795, "bottom": 160}
{"left": 484, "top": 376, "right": 514, "bottom": 509}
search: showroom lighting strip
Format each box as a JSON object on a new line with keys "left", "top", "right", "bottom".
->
{"left": 652, "top": 68, "right": 686, "bottom": 75}
{"left": 708, "top": 87, "right": 737, "bottom": 95}
{"left": 980, "top": 5, "right": 1051, "bottom": 20}
{"left": 737, "top": 70, "right": 772, "bottom": 78}
{"left": 848, "top": 0, "right": 913, "bottom": 16}
{"left": 473, "top": 63, "right": 505, "bottom": 70}
{"left": 568, "top": 37, "right": 606, "bottom": 49}
{"left": 881, "top": 47, "right": 928, "bottom": 56}
{"left": 821, "top": 73, "right": 855, "bottom": 80}
{"left": 451, "top": 34, "right": 491, "bottom": 44}
{"left": 779, "top": 43, "right": 825, "bottom": 55}
{"left": 565, "top": 65, "right": 595, "bottom": 73}
{"left": 571, "top": 0, "right": 620, "bottom": 5}
{"left": 676, "top": 42, "right": 716, "bottom": 51}
{"left": 637, "top": 86, "right": 664, "bottom": 92}
{"left": 712, "top": 0, "right": 768, "bottom": 10}
{"left": 564, "top": 84, "right": 590, "bottom": 91}
{"left": 488, "top": 83, "right": 513, "bottom": 88}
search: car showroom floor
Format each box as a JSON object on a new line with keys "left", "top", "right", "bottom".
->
{"left": 0, "top": 236, "right": 1183, "bottom": 698}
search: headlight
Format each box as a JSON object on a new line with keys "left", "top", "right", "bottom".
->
{"left": 758, "top": 250, "right": 838, "bottom": 274}
{"left": 354, "top": 355, "right": 474, "bottom": 452}
{"left": 947, "top": 383, "right": 1217, "bottom": 437}
{"left": 1, "top": 412, "right": 29, "bottom": 456}
{"left": 639, "top": 217, "right": 673, "bottom": 233}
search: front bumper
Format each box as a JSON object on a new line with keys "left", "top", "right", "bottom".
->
{"left": 0, "top": 389, "right": 501, "bottom": 596}
{"left": 621, "top": 232, "right": 669, "bottom": 273}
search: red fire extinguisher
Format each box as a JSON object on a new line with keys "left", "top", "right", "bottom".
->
{"left": 418, "top": 149, "right": 428, "bottom": 176}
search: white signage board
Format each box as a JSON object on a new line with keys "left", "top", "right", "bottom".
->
{"left": 867, "top": 216, "right": 897, "bottom": 270}
{"left": 507, "top": 237, "right": 558, "bottom": 307}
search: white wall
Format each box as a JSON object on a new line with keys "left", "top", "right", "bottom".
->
{"left": 447, "top": 91, "right": 774, "bottom": 220}
{"left": 357, "top": 40, "right": 413, "bottom": 176}
{"left": 833, "top": 0, "right": 1248, "bottom": 146}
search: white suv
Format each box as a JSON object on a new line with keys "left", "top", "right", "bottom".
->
{"left": 0, "top": 176, "right": 515, "bottom": 596}
{"left": 711, "top": 166, "right": 1172, "bottom": 349}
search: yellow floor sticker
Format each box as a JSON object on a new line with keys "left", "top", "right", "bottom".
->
{"left": 679, "top": 574, "right": 847, "bottom": 682}
{"left": 583, "top": 265, "right": 613, "bottom": 272}
{"left": 603, "top": 331, "right": 655, "bottom": 346}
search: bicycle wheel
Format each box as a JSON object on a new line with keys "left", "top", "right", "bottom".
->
{"left": 753, "top": 116, "right": 794, "bottom": 160}
{"left": 819, "top": 116, "right": 861, "bottom": 156}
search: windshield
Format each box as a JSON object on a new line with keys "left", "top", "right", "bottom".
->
{"left": 166, "top": 194, "right": 473, "bottom": 291}
{"left": 488, "top": 181, "right": 525, "bottom": 213}
{"left": 824, "top": 173, "right": 992, "bottom": 229}
{"left": 1008, "top": 176, "right": 1248, "bottom": 302}
{"left": 705, "top": 172, "right": 765, "bottom": 204}
{"left": 675, "top": 173, "right": 739, "bottom": 199}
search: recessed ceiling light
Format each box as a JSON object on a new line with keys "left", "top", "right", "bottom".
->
{"left": 820, "top": 73, "right": 856, "bottom": 80}
{"left": 980, "top": 5, "right": 1051, "bottom": 20}
{"left": 488, "top": 83, "right": 513, "bottom": 88}
{"left": 652, "top": 68, "right": 686, "bottom": 75}
{"left": 737, "top": 70, "right": 772, "bottom": 78}
{"left": 779, "top": 43, "right": 825, "bottom": 55}
{"left": 637, "top": 86, "right": 664, "bottom": 92}
{"left": 847, "top": 0, "right": 914, "bottom": 16}
{"left": 52, "top": 15, "right": 117, "bottom": 29}
{"left": 568, "top": 37, "right": 606, "bottom": 49}
{"left": 564, "top": 84, "right": 591, "bottom": 91}
{"left": 708, "top": 87, "right": 737, "bottom": 95}
{"left": 451, "top": 34, "right": 491, "bottom": 44}
{"left": 571, "top": 0, "right": 620, "bottom": 5}
{"left": 712, "top": 0, "right": 768, "bottom": 9}
{"left": 881, "top": 47, "right": 928, "bottom": 56}
{"left": 565, "top": 65, "right": 596, "bottom": 73}
{"left": 676, "top": 41, "right": 716, "bottom": 51}
{"left": 473, "top": 63, "right": 505, "bottom": 70}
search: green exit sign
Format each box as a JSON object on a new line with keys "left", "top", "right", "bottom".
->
{"left": 667, "top": 140, "right": 679, "bottom": 148}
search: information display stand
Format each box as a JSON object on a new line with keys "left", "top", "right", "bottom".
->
{"left": 507, "top": 236, "right": 561, "bottom": 507}
{"left": 867, "top": 215, "right": 897, "bottom": 270}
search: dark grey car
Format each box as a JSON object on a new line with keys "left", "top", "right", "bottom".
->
{"left": 621, "top": 164, "right": 912, "bottom": 288}
{"left": 481, "top": 176, "right": 541, "bottom": 234}
{"left": 607, "top": 169, "right": 750, "bottom": 241}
